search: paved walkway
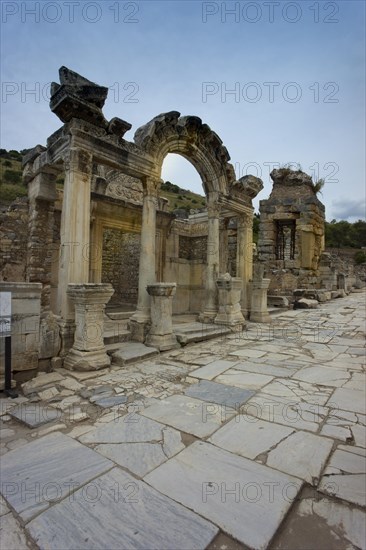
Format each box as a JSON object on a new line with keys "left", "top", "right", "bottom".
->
{"left": 1, "top": 291, "right": 365, "bottom": 549}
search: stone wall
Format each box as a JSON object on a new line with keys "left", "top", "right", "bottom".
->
{"left": 0, "top": 198, "right": 29, "bottom": 282}
{"left": 179, "top": 236, "right": 207, "bottom": 260}
{"left": 102, "top": 228, "right": 140, "bottom": 306}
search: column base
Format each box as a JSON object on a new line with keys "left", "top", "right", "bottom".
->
{"left": 63, "top": 348, "right": 111, "bottom": 371}
{"left": 198, "top": 310, "right": 217, "bottom": 324}
{"left": 145, "top": 333, "right": 179, "bottom": 352}
{"left": 214, "top": 313, "right": 246, "bottom": 329}
{"left": 250, "top": 312, "right": 272, "bottom": 324}
{"left": 128, "top": 318, "right": 151, "bottom": 343}
{"left": 57, "top": 319, "right": 76, "bottom": 357}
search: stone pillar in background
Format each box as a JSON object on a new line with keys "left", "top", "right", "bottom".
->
{"left": 64, "top": 283, "right": 114, "bottom": 371}
{"left": 236, "top": 214, "right": 253, "bottom": 318}
{"left": 219, "top": 219, "right": 229, "bottom": 274}
{"left": 26, "top": 167, "right": 62, "bottom": 371}
{"left": 129, "top": 177, "right": 159, "bottom": 341}
{"left": 215, "top": 274, "right": 245, "bottom": 328}
{"left": 57, "top": 148, "right": 93, "bottom": 354}
{"left": 200, "top": 193, "right": 220, "bottom": 323}
{"left": 27, "top": 170, "right": 58, "bottom": 312}
{"left": 249, "top": 264, "right": 271, "bottom": 323}
{"left": 145, "top": 283, "right": 179, "bottom": 351}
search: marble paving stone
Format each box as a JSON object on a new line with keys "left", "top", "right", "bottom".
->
{"left": 319, "top": 447, "right": 366, "bottom": 506}
{"left": 266, "top": 431, "right": 333, "bottom": 485}
{"left": 271, "top": 496, "right": 366, "bottom": 550}
{"left": 95, "top": 432, "right": 184, "bottom": 477}
{"left": 0, "top": 432, "right": 113, "bottom": 521}
{"left": 233, "top": 362, "right": 299, "bottom": 378}
{"left": 209, "top": 417, "right": 294, "bottom": 459}
{"left": 243, "top": 393, "right": 328, "bottom": 432}
{"left": 0, "top": 495, "right": 9, "bottom": 516}
{"left": 21, "top": 372, "right": 64, "bottom": 396}
{"left": 80, "top": 414, "right": 174, "bottom": 444}
{"left": 351, "top": 423, "right": 366, "bottom": 448}
{"left": 140, "top": 395, "right": 236, "bottom": 438}
{"left": 261, "top": 378, "right": 332, "bottom": 406}
{"left": 27, "top": 467, "right": 218, "bottom": 550}
{"left": 92, "top": 395, "right": 128, "bottom": 409}
{"left": 184, "top": 380, "right": 254, "bottom": 409}
{"left": 292, "top": 365, "right": 350, "bottom": 387}
{"left": 58, "top": 377, "right": 85, "bottom": 391}
{"left": 327, "top": 387, "right": 366, "bottom": 415}
{"left": 343, "top": 372, "right": 366, "bottom": 390}
{"left": 320, "top": 409, "right": 359, "bottom": 443}
{"left": 144, "top": 441, "right": 302, "bottom": 550}
{"left": 228, "top": 348, "right": 267, "bottom": 359}
{"left": 337, "top": 444, "right": 365, "bottom": 456}
{"left": 0, "top": 513, "right": 29, "bottom": 549}
{"left": 215, "top": 369, "right": 273, "bottom": 391}
{"left": 9, "top": 403, "right": 62, "bottom": 428}
{"left": 190, "top": 360, "right": 237, "bottom": 380}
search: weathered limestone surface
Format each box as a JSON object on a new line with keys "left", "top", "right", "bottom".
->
{"left": 145, "top": 283, "right": 179, "bottom": 351}
{"left": 215, "top": 273, "right": 245, "bottom": 327}
{"left": 27, "top": 468, "right": 218, "bottom": 550}
{"left": 0, "top": 282, "right": 42, "bottom": 377}
{"left": 0, "top": 432, "right": 112, "bottom": 521}
{"left": 64, "top": 283, "right": 114, "bottom": 371}
{"left": 144, "top": 441, "right": 302, "bottom": 549}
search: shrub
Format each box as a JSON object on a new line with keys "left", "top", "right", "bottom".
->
{"left": 0, "top": 183, "right": 27, "bottom": 202}
{"left": 354, "top": 250, "right": 366, "bottom": 265}
{"left": 3, "top": 170, "right": 21, "bottom": 184}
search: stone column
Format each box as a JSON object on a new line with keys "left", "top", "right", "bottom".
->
{"left": 219, "top": 219, "right": 229, "bottom": 273}
{"left": 57, "top": 148, "right": 93, "bottom": 354}
{"left": 236, "top": 214, "right": 253, "bottom": 318}
{"left": 215, "top": 274, "right": 245, "bottom": 328}
{"left": 200, "top": 193, "right": 220, "bottom": 323}
{"left": 64, "top": 283, "right": 114, "bottom": 371}
{"left": 145, "top": 283, "right": 179, "bottom": 351}
{"left": 129, "top": 177, "right": 159, "bottom": 341}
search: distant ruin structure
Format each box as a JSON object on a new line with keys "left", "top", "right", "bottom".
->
{"left": 257, "top": 168, "right": 326, "bottom": 292}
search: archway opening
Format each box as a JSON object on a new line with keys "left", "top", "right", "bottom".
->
{"left": 161, "top": 153, "right": 206, "bottom": 216}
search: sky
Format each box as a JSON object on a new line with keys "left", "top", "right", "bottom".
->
{"left": 1, "top": 0, "right": 365, "bottom": 221}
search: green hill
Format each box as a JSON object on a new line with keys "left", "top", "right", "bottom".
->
{"left": 0, "top": 149, "right": 27, "bottom": 203}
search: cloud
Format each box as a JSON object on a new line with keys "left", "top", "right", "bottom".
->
{"left": 331, "top": 198, "right": 366, "bottom": 221}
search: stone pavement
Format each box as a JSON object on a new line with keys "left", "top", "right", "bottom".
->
{"left": 0, "top": 291, "right": 365, "bottom": 549}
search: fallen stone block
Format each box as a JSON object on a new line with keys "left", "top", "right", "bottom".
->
{"left": 294, "top": 298, "right": 318, "bottom": 309}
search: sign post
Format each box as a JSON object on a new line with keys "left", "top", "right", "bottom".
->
{"left": 0, "top": 292, "right": 18, "bottom": 398}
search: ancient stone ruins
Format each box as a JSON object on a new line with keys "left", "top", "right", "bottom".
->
{"left": 0, "top": 67, "right": 363, "bottom": 384}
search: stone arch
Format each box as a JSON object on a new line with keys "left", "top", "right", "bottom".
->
{"left": 134, "top": 111, "right": 236, "bottom": 195}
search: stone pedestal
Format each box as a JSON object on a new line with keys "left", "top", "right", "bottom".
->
{"left": 64, "top": 284, "right": 114, "bottom": 371}
{"left": 215, "top": 274, "right": 246, "bottom": 328}
{"left": 145, "top": 283, "right": 179, "bottom": 351}
{"left": 249, "top": 279, "right": 271, "bottom": 323}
